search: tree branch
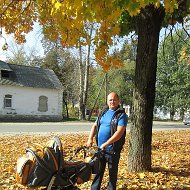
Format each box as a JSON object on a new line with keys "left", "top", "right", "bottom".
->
{"left": 174, "top": 26, "right": 190, "bottom": 47}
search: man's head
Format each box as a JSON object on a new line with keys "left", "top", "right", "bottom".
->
{"left": 107, "top": 92, "right": 120, "bottom": 110}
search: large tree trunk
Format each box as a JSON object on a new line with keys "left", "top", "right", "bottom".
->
{"left": 128, "top": 5, "right": 165, "bottom": 172}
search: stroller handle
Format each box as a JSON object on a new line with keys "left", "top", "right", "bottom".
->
{"left": 68, "top": 146, "right": 101, "bottom": 161}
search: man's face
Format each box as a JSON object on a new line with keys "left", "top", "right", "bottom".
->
{"left": 107, "top": 93, "right": 120, "bottom": 110}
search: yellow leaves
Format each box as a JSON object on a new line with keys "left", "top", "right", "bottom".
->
{"left": 4, "top": 10, "right": 13, "bottom": 19}
{"left": 126, "top": 7, "right": 141, "bottom": 17}
{"left": 0, "top": 131, "right": 190, "bottom": 189}
{"left": 117, "top": 130, "right": 190, "bottom": 190}
{"left": 95, "top": 51, "right": 124, "bottom": 72}
{"left": 179, "top": 47, "right": 190, "bottom": 64}
{"left": 122, "top": 0, "right": 180, "bottom": 16}
{"left": 123, "top": 1, "right": 142, "bottom": 17}
{"left": 0, "top": 0, "right": 187, "bottom": 71}
{"left": 164, "top": 0, "right": 178, "bottom": 13}
{"left": 154, "top": 0, "right": 161, "bottom": 8}
{"left": 49, "top": 0, "right": 88, "bottom": 47}
{"left": 55, "top": 1, "right": 62, "bottom": 10}
{"left": 139, "top": 172, "right": 146, "bottom": 179}
{"left": 0, "top": 1, "right": 37, "bottom": 44}
{"left": 51, "top": 1, "right": 61, "bottom": 15}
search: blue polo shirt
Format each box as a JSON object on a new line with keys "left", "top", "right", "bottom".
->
{"left": 97, "top": 109, "right": 128, "bottom": 149}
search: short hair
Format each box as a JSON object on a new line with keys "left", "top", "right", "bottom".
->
{"left": 107, "top": 92, "right": 119, "bottom": 100}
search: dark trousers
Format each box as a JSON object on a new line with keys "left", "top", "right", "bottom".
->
{"left": 91, "top": 149, "right": 121, "bottom": 190}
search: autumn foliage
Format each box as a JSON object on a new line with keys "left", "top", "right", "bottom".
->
{"left": 0, "top": 0, "right": 189, "bottom": 70}
{"left": 0, "top": 130, "right": 189, "bottom": 190}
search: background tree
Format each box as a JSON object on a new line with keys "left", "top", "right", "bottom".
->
{"left": 75, "top": 23, "right": 97, "bottom": 120}
{"left": 5, "top": 44, "right": 28, "bottom": 65}
{"left": 156, "top": 30, "right": 190, "bottom": 120}
{"left": 4, "top": 41, "right": 41, "bottom": 65}
{"left": 41, "top": 38, "right": 80, "bottom": 118}
{"left": 42, "top": 24, "right": 95, "bottom": 120}
{"left": 119, "top": 38, "right": 136, "bottom": 115}
{"left": 87, "top": 38, "right": 136, "bottom": 113}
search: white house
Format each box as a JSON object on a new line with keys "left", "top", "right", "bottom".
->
{"left": 0, "top": 60, "right": 63, "bottom": 121}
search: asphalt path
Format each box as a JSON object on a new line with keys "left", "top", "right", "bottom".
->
{"left": 0, "top": 121, "right": 189, "bottom": 136}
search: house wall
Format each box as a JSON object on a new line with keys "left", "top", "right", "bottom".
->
{"left": 0, "top": 85, "right": 63, "bottom": 121}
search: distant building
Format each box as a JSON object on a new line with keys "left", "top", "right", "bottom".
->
{"left": 0, "top": 60, "right": 63, "bottom": 122}
{"left": 153, "top": 107, "right": 182, "bottom": 120}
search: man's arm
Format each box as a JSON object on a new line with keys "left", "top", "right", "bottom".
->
{"left": 100, "top": 126, "right": 126, "bottom": 149}
{"left": 86, "top": 122, "right": 97, "bottom": 147}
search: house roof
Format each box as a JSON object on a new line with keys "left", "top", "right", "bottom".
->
{"left": 0, "top": 60, "right": 13, "bottom": 71}
{"left": 0, "top": 60, "right": 63, "bottom": 89}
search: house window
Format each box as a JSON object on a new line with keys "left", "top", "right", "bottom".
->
{"left": 4, "top": 94, "right": 12, "bottom": 108}
{"left": 38, "top": 96, "right": 48, "bottom": 112}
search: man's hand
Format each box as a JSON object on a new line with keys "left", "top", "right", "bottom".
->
{"left": 99, "top": 126, "right": 126, "bottom": 150}
{"left": 86, "top": 139, "right": 93, "bottom": 147}
{"left": 100, "top": 142, "right": 108, "bottom": 150}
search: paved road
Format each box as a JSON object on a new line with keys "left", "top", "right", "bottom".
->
{"left": 0, "top": 122, "right": 93, "bottom": 136}
{"left": 0, "top": 121, "right": 189, "bottom": 136}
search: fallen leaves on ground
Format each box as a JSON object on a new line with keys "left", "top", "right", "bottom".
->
{"left": 0, "top": 130, "right": 189, "bottom": 190}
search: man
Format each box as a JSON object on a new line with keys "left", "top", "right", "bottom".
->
{"left": 86, "top": 92, "right": 128, "bottom": 190}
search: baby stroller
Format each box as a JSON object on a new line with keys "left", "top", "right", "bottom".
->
{"left": 16, "top": 136, "right": 101, "bottom": 190}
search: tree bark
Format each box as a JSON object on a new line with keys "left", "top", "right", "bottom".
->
{"left": 128, "top": 5, "right": 165, "bottom": 172}
{"left": 62, "top": 97, "right": 69, "bottom": 118}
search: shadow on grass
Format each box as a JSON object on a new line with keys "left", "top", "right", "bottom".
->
{"left": 152, "top": 166, "right": 190, "bottom": 177}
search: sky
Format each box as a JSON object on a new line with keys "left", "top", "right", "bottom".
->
{"left": 0, "top": 22, "right": 44, "bottom": 62}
